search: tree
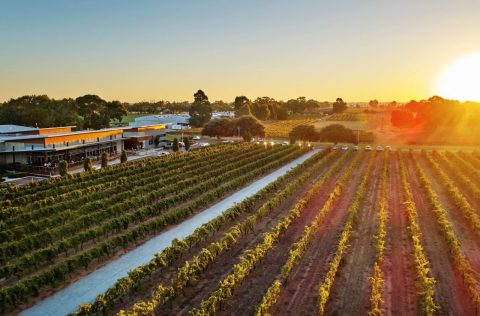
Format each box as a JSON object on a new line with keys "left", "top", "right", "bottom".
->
{"left": 286, "top": 97, "right": 307, "bottom": 114}
{"left": 268, "top": 102, "right": 289, "bottom": 120}
{"left": 75, "top": 95, "right": 109, "bottom": 129}
{"left": 101, "top": 152, "right": 108, "bottom": 168}
{"left": 154, "top": 135, "right": 162, "bottom": 147}
{"left": 369, "top": 99, "right": 379, "bottom": 108}
{"left": 184, "top": 137, "right": 190, "bottom": 151}
{"left": 318, "top": 124, "right": 355, "bottom": 143}
{"left": 75, "top": 95, "right": 127, "bottom": 129}
{"left": 172, "top": 138, "right": 179, "bottom": 152}
{"left": 235, "top": 116, "right": 265, "bottom": 142}
{"left": 391, "top": 110, "right": 415, "bottom": 127}
{"left": 105, "top": 100, "right": 127, "bottom": 123}
{"left": 332, "top": 98, "right": 348, "bottom": 113}
{"left": 251, "top": 97, "right": 272, "bottom": 120}
{"left": 189, "top": 90, "right": 212, "bottom": 127}
{"left": 59, "top": 160, "right": 68, "bottom": 176}
{"left": 211, "top": 100, "right": 233, "bottom": 112}
{"left": 0, "top": 95, "right": 81, "bottom": 128}
{"left": 289, "top": 125, "right": 319, "bottom": 144}
{"left": 83, "top": 157, "right": 93, "bottom": 172}
{"left": 120, "top": 150, "right": 128, "bottom": 164}
{"left": 388, "top": 101, "right": 398, "bottom": 108}
{"left": 202, "top": 118, "right": 236, "bottom": 138}
{"left": 234, "top": 96, "right": 252, "bottom": 117}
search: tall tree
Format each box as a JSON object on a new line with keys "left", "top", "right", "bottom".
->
{"left": 251, "top": 97, "right": 272, "bottom": 120}
{"left": 234, "top": 96, "right": 252, "bottom": 117}
{"left": 101, "top": 152, "right": 109, "bottom": 168}
{"left": 83, "top": 157, "right": 93, "bottom": 172}
{"left": 172, "top": 138, "right": 180, "bottom": 152}
{"left": 286, "top": 97, "right": 307, "bottom": 114}
{"left": 189, "top": 90, "right": 212, "bottom": 127}
{"left": 332, "top": 98, "right": 348, "bottom": 113}
{"left": 105, "top": 100, "right": 127, "bottom": 123}
{"left": 75, "top": 95, "right": 108, "bottom": 129}
{"left": 120, "top": 150, "right": 128, "bottom": 163}
{"left": 369, "top": 99, "right": 379, "bottom": 108}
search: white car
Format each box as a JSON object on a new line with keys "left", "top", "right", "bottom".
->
{"left": 341, "top": 145, "right": 349, "bottom": 151}
{"left": 192, "top": 136, "right": 201, "bottom": 140}
{"left": 281, "top": 141, "right": 289, "bottom": 146}
{"left": 365, "top": 145, "right": 372, "bottom": 151}
{"left": 385, "top": 145, "right": 392, "bottom": 151}
{"left": 200, "top": 142, "right": 210, "bottom": 147}
{"left": 376, "top": 146, "right": 384, "bottom": 152}
{"left": 353, "top": 145, "right": 359, "bottom": 151}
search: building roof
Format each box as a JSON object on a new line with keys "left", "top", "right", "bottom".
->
{"left": 0, "top": 125, "right": 38, "bottom": 134}
{"left": 0, "top": 127, "right": 124, "bottom": 142}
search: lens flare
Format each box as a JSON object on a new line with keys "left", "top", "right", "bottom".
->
{"left": 434, "top": 52, "right": 480, "bottom": 102}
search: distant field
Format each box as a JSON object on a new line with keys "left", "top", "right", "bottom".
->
{"left": 326, "top": 112, "right": 366, "bottom": 121}
{"left": 264, "top": 119, "right": 317, "bottom": 138}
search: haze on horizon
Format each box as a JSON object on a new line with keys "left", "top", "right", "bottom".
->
{"left": 1, "top": 0, "right": 479, "bottom": 103}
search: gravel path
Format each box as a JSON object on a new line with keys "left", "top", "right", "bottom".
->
{"left": 20, "top": 148, "right": 319, "bottom": 316}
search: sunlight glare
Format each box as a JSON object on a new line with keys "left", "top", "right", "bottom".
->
{"left": 434, "top": 52, "right": 480, "bottom": 102}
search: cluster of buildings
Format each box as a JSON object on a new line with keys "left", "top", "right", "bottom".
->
{"left": 0, "top": 123, "right": 167, "bottom": 174}
{"left": 0, "top": 112, "right": 235, "bottom": 175}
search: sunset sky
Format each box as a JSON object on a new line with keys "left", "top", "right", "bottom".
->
{"left": 1, "top": 0, "right": 479, "bottom": 103}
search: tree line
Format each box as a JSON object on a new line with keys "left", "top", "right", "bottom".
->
{"left": 0, "top": 95, "right": 127, "bottom": 130}
{"left": 390, "top": 96, "right": 480, "bottom": 128}
{"left": 189, "top": 90, "right": 333, "bottom": 128}
{"left": 289, "top": 124, "right": 362, "bottom": 144}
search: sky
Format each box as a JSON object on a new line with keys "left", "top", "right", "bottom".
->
{"left": 1, "top": 0, "right": 479, "bottom": 103}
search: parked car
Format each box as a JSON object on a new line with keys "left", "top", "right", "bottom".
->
{"left": 365, "top": 145, "right": 372, "bottom": 151}
{"left": 376, "top": 146, "right": 384, "bottom": 151}
{"left": 281, "top": 141, "right": 289, "bottom": 146}
{"left": 333, "top": 144, "right": 339, "bottom": 150}
{"left": 200, "top": 142, "right": 210, "bottom": 147}
{"left": 385, "top": 145, "right": 392, "bottom": 151}
{"left": 353, "top": 145, "right": 359, "bottom": 151}
{"left": 342, "top": 145, "right": 349, "bottom": 151}
{"left": 192, "top": 136, "right": 201, "bottom": 140}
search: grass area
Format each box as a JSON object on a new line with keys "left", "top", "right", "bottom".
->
{"left": 180, "top": 128, "right": 203, "bottom": 135}
{"left": 111, "top": 114, "right": 148, "bottom": 126}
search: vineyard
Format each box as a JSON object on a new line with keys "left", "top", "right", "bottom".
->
{"left": 326, "top": 112, "right": 366, "bottom": 121}
{"left": 3, "top": 146, "right": 480, "bottom": 316}
{"left": 0, "top": 143, "right": 308, "bottom": 314}
{"left": 264, "top": 119, "right": 317, "bottom": 138}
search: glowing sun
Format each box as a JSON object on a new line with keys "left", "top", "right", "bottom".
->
{"left": 434, "top": 52, "right": 480, "bottom": 102}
